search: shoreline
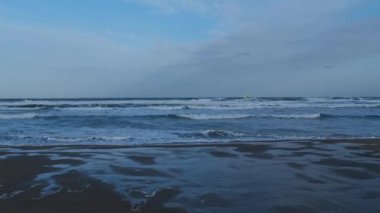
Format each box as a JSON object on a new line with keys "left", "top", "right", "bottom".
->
{"left": 1, "top": 138, "right": 380, "bottom": 212}
{"left": 1, "top": 138, "right": 380, "bottom": 150}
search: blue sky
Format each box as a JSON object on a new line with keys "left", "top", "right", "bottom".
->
{"left": 0, "top": 0, "right": 379, "bottom": 97}
{"left": 0, "top": 0, "right": 215, "bottom": 42}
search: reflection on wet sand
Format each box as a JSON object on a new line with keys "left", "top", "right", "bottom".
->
{"left": 0, "top": 139, "right": 380, "bottom": 212}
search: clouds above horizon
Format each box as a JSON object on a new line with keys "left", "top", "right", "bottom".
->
{"left": 0, "top": 0, "right": 379, "bottom": 97}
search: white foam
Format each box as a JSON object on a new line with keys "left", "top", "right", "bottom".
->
{"left": 0, "top": 113, "right": 37, "bottom": 120}
{"left": 177, "top": 114, "right": 251, "bottom": 120}
{"left": 145, "top": 106, "right": 185, "bottom": 110}
{"left": 176, "top": 113, "right": 322, "bottom": 120}
{"left": 0, "top": 107, "right": 44, "bottom": 110}
{"left": 200, "top": 130, "right": 245, "bottom": 137}
{"left": 1, "top": 98, "right": 379, "bottom": 110}
{"left": 268, "top": 113, "right": 321, "bottom": 119}
{"left": 42, "top": 136, "right": 132, "bottom": 143}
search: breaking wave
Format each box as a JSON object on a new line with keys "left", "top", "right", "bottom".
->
{"left": 177, "top": 130, "right": 245, "bottom": 138}
{"left": 0, "top": 135, "right": 132, "bottom": 144}
{"left": 176, "top": 114, "right": 251, "bottom": 120}
{"left": 175, "top": 113, "right": 322, "bottom": 120}
{"left": 1, "top": 98, "right": 380, "bottom": 111}
{"left": 199, "top": 130, "right": 245, "bottom": 138}
{"left": 0, "top": 113, "right": 37, "bottom": 120}
{"left": 268, "top": 113, "right": 322, "bottom": 119}
{"left": 2, "top": 112, "right": 379, "bottom": 121}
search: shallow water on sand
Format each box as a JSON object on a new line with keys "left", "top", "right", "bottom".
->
{"left": 1, "top": 139, "right": 379, "bottom": 213}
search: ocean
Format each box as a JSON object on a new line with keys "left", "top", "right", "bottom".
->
{"left": 1, "top": 97, "right": 379, "bottom": 146}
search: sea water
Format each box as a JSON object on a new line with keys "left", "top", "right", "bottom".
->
{"left": 0, "top": 97, "right": 380, "bottom": 146}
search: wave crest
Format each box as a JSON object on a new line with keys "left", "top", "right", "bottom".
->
{"left": 268, "top": 113, "right": 321, "bottom": 119}
{"left": 176, "top": 114, "right": 251, "bottom": 120}
{"left": 200, "top": 130, "right": 245, "bottom": 138}
{"left": 175, "top": 113, "right": 321, "bottom": 120}
{"left": 0, "top": 113, "right": 37, "bottom": 120}
{"left": 1, "top": 135, "right": 132, "bottom": 143}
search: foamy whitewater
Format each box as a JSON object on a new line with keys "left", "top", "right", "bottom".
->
{"left": 0, "top": 97, "right": 380, "bottom": 145}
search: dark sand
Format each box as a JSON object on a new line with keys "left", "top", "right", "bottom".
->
{"left": 1, "top": 139, "right": 380, "bottom": 213}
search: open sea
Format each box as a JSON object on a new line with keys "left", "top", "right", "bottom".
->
{"left": 1, "top": 97, "right": 380, "bottom": 146}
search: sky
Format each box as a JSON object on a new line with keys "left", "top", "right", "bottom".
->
{"left": 0, "top": 0, "right": 379, "bottom": 98}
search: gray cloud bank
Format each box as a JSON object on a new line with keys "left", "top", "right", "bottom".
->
{"left": 0, "top": 0, "right": 379, "bottom": 98}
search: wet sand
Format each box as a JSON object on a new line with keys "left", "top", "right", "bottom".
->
{"left": 0, "top": 139, "right": 380, "bottom": 213}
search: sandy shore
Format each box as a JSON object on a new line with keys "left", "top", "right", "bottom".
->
{"left": 1, "top": 139, "right": 380, "bottom": 213}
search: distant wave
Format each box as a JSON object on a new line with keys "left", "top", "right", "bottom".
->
{"left": 145, "top": 106, "right": 188, "bottom": 110}
{"left": 1, "top": 112, "right": 379, "bottom": 121}
{"left": 319, "top": 113, "right": 380, "bottom": 119}
{"left": 4, "top": 104, "right": 131, "bottom": 109}
{"left": 1, "top": 135, "right": 132, "bottom": 143}
{"left": 256, "top": 97, "right": 308, "bottom": 101}
{"left": 43, "top": 136, "right": 132, "bottom": 143}
{"left": 4, "top": 134, "right": 379, "bottom": 146}
{"left": 30, "top": 114, "right": 252, "bottom": 120}
{"left": 1, "top": 98, "right": 380, "bottom": 110}
{"left": 267, "top": 113, "right": 322, "bottom": 119}
{"left": 2, "top": 104, "right": 191, "bottom": 111}
{"left": 2, "top": 104, "right": 379, "bottom": 112}
{"left": 265, "top": 113, "right": 380, "bottom": 119}
{"left": 0, "top": 113, "right": 37, "bottom": 120}
{"left": 176, "top": 114, "right": 252, "bottom": 120}
{"left": 200, "top": 130, "right": 245, "bottom": 138}
{"left": 175, "top": 113, "right": 323, "bottom": 120}
{"left": 172, "top": 113, "right": 380, "bottom": 120}
{"left": 0, "top": 106, "right": 45, "bottom": 111}
{"left": 176, "top": 129, "right": 245, "bottom": 139}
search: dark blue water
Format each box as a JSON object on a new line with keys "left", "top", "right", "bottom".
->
{"left": 1, "top": 97, "right": 380, "bottom": 146}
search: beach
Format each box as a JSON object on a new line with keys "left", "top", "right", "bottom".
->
{"left": 2, "top": 0, "right": 380, "bottom": 211}
{"left": 1, "top": 139, "right": 380, "bottom": 213}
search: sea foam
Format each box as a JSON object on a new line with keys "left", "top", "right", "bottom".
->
{"left": 0, "top": 113, "right": 37, "bottom": 120}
